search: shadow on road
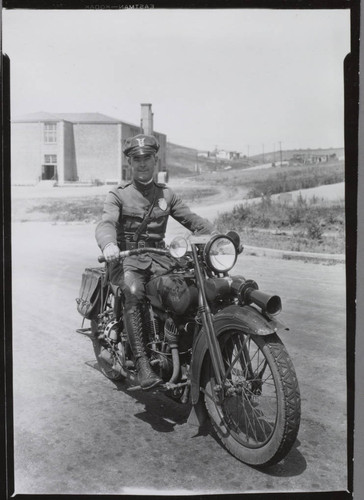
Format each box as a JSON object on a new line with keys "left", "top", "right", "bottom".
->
{"left": 86, "top": 359, "right": 192, "bottom": 432}
{"left": 255, "top": 439, "right": 307, "bottom": 477}
{"left": 86, "top": 359, "right": 307, "bottom": 476}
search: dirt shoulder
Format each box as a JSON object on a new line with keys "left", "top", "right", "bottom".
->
{"left": 11, "top": 180, "right": 345, "bottom": 258}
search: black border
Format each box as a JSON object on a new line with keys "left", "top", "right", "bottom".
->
{"left": 1, "top": 52, "right": 14, "bottom": 500}
{"left": 0, "top": 0, "right": 355, "bottom": 9}
{"left": 1, "top": 2, "right": 359, "bottom": 499}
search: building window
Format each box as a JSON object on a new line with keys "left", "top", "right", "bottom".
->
{"left": 44, "top": 154, "right": 57, "bottom": 164}
{"left": 44, "top": 123, "right": 57, "bottom": 143}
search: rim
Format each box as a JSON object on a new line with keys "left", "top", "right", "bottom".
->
{"left": 213, "top": 331, "right": 278, "bottom": 448}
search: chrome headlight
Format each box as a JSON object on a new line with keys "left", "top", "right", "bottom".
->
{"left": 204, "top": 235, "right": 237, "bottom": 273}
{"left": 169, "top": 236, "right": 188, "bottom": 258}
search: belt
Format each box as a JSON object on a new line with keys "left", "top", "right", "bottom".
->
{"left": 119, "top": 240, "right": 166, "bottom": 251}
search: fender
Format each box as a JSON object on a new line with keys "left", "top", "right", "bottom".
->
{"left": 190, "top": 304, "right": 289, "bottom": 405}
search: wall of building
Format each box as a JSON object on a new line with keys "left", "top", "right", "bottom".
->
{"left": 11, "top": 122, "right": 42, "bottom": 185}
{"left": 39, "top": 122, "right": 61, "bottom": 182}
{"left": 121, "top": 123, "right": 141, "bottom": 181}
{"left": 73, "top": 123, "right": 121, "bottom": 182}
{"left": 11, "top": 115, "right": 168, "bottom": 185}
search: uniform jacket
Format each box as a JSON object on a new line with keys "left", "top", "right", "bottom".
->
{"left": 95, "top": 180, "right": 215, "bottom": 270}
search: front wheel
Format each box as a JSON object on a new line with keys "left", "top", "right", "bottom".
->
{"left": 203, "top": 330, "right": 301, "bottom": 466}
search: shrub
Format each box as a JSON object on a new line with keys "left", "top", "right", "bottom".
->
{"left": 306, "top": 217, "right": 323, "bottom": 240}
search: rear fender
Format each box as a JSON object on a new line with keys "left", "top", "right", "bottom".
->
{"left": 190, "top": 304, "right": 288, "bottom": 405}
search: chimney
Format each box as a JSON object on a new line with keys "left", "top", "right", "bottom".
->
{"left": 140, "top": 103, "right": 153, "bottom": 135}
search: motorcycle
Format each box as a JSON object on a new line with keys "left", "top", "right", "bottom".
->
{"left": 76, "top": 231, "right": 301, "bottom": 467}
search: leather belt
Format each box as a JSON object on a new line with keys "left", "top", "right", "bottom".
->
{"left": 119, "top": 240, "right": 166, "bottom": 251}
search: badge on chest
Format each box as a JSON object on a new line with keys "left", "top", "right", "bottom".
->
{"left": 158, "top": 198, "right": 168, "bottom": 211}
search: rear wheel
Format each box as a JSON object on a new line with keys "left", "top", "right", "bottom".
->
{"left": 91, "top": 319, "right": 126, "bottom": 381}
{"left": 203, "top": 330, "right": 300, "bottom": 466}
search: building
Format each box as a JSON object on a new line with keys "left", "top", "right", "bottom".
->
{"left": 11, "top": 104, "right": 167, "bottom": 185}
{"left": 289, "top": 152, "right": 338, "bottom": 166}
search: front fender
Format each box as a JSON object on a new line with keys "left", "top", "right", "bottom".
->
{"left": 190, "top": 304, "right": 288, "bottom": 405}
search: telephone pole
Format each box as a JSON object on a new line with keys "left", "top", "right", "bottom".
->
{"left": 279, "top": 141, "right": 283, "bottom": 166}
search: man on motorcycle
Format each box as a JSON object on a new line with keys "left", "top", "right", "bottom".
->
{"left": 95, "top": 134, "right": 215, "bottom": 390}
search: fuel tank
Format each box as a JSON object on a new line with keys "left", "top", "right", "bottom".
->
{"left": 146, "top": 274, "right": 198, "bottom": 315}
{"left": 146, "top": 275, "right": 232, "bottom": 316}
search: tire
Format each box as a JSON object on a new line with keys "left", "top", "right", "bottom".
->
{"left": 203, "top": 330, "right": 301, "bottom": 466}
{"left": 91, "top": 319, "right": 126, "bottom": 381}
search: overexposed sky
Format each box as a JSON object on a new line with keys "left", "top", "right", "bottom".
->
{"left": 3, "top": 9, "right": 350, "bottom": 152}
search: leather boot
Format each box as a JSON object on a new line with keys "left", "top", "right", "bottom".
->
{"left": 124, "top": 306, "right": 162, "bottom": 390}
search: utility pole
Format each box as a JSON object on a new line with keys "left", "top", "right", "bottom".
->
{"left": 262, "top": 143, "right": 265, "bottom": 164}
{"left": 279, "top": 141, "right": 283, "bottom": 166}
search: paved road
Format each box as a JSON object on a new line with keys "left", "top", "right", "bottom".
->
{"left": 11, "top": 222, "right": 347, "bottom": 495}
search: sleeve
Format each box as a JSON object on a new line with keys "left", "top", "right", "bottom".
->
{"left": 95, "top": 189, "right": 122, "bottom": 250}
{"left": 169, "top": 189, "right": 216, "bottom": 235}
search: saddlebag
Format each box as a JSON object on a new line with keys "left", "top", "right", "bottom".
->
{"left": 76, "top": 267, "right": 106, "bottom": 319}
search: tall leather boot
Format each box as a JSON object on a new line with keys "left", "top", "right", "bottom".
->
{"left": 124, "top": 306, "right": 162, "bottom": 390}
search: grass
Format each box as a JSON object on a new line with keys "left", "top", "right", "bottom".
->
{"left": 14, "top": 162, "right": 345, "bottom": 255}
{"left": 193, "top": 160, "right": 344, "bottom": 197}
{"left": 26, "top": 196, "right": 106, "bottom": 222}
{"left": 246, "top": 164, "right": 344, "bottom": 198}
{"left": 215, "top": 194, "right": 345, "bottom": 254}
{"left": 23, "top": 186, "right": 219, "bottom": 222}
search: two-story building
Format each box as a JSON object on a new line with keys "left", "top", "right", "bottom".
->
{"left": 11, "top": 104, "right": 167, "bottom": 185}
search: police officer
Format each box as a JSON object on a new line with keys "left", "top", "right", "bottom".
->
{"left": 95, "top": 134, "right": 215, "bottom": 390}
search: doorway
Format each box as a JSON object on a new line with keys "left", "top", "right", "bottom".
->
{"left": 41, "top": 164, "right": 57, "bottom": 180}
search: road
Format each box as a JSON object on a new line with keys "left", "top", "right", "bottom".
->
{"left": 10, "top": 221, "right": 347, "bottom": 495}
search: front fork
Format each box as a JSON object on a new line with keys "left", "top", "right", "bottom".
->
{"left": 191, "top": 245, "right": 227, "bottom": 400}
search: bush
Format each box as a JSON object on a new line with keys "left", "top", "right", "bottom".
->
{"left": 306, "top": 217, "right": 323, "bottom": 240}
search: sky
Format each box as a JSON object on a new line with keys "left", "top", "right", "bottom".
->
{"left": 2, "top": 8, "right": 350, "bottom": 153}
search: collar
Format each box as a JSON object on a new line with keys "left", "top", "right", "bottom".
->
{"left": 133, "top": 179, "right": 155, "bottom": 195}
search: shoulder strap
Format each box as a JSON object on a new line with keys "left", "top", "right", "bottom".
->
{"left": 132, "top": 186, "right": 159, "bottom": 242}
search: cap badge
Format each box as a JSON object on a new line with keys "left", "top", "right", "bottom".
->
{"left": 158, "top": 198, "right": 167, "bottom": 211}
{"left": 136, "top": 138, "right": 145, "bottom": 147}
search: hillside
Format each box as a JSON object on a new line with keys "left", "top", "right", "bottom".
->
{"left": 250, "top": 147, "right": 345, "bottom": 165}
{"left": 167, "top": 142, "right": 345, "bottom": 178}
{"left": 166, "top": 142, "right": 250, "bottom": 176}
{"left": 166, "top": 142, "right": 199, "bottom": 176}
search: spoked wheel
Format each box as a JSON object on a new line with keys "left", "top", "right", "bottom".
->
{"left": 203, "top": 330, "right": 301, "bottom": 466}
{"left": 91, "top": 319, "right": 127, "bottom": 381}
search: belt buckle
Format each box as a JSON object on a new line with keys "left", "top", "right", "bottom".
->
{"left": 138, "top": 240, "right": 146, "bottom": 249}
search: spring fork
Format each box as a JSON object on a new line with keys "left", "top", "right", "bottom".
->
{"left": 191, "top": 244, "right": 225, "bottom": 386}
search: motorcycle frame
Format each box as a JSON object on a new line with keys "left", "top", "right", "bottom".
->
{"left": 190, "top": 243, "right": 228, "bottom": 386}
{"left": 97, "top": 245, "right": 287, "bottom": 403}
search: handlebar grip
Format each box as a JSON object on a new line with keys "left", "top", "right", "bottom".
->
{"left": 98, "top": 247, "right": 167, "bottom": 264}
{"left": 98, "top": 251, "right": 128, "bottom": 263}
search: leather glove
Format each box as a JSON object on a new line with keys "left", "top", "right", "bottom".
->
{"left": 103, "top": 242, "right": 120, "bottom": 262}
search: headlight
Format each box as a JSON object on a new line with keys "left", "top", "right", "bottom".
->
{"left": 169, "top": 236, "right": 188, "bottom": 258}
{"left": 204, "top": 235, "right": 237, "bottom": 273}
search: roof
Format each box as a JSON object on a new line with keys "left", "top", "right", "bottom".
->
{"left": 12, "top": 112, "right": 123, "bottom": 124}
{"left": 11, "top": 111, "right": 166, "bottom": 137}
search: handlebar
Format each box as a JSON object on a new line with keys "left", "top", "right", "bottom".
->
{"left": 98, "top": 247, "right": 169, "bottom": 263}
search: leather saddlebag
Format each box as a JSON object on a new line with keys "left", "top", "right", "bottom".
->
{"left": 76, "top": 267, "right": 106, "bottom": 319}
